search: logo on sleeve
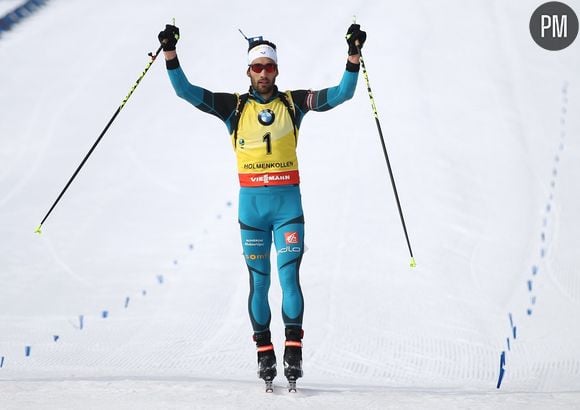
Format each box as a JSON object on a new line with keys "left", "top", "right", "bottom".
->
{"left": 284, "top": 231, "right": 299, "bottom": 244}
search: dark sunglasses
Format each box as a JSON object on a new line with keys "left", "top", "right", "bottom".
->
{"left": 249, "top": 63, "right": 277, "bottom": 74}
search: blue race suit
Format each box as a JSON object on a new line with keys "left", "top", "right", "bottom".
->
{"left": 165, "top": 56, "right": 359, "bottom": 332}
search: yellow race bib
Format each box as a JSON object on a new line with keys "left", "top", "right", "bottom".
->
{"left": 232, "top": 92, "right": 300, "bottom": 186}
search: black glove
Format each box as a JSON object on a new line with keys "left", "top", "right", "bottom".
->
{"left": 345, "top": 24, "right": 367, "bottom": 55}
{"left": 158, "top": 24, "right": 180, "bottom": 51}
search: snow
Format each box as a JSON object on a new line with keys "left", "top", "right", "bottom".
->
{"left": 0, "top": 0, "right": 22, "bottom": 16}
{"left": 1, "top": 0, "right": 579, "bottom": 408}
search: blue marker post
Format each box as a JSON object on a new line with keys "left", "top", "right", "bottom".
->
{"left": 25, "top": 346, "right": 31, "bottom": 357}
{"left": 509, "top": 313, "right": 517, "bottom": 340}
{"left": 496, "top": 351, "right": 506, "bottom": 389}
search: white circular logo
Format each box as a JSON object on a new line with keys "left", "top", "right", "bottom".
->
{"left": 258, "top": 109, "right": 275, "bottom": 126}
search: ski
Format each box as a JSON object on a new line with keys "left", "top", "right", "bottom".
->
{"left": 262, "top": 380, "right": 299, "bottom": 393}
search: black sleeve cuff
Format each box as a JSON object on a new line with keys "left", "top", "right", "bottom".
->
{"left": 346, "top": 60, "right": 360, "bottom": 72}
{"left": 166, "top": 57, "right": 180, "bottom": 70}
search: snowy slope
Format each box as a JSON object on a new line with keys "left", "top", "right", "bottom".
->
{"left": 0, "top": 0, "right": 22, "bottom": 15}
{"left": 1, "top": 0, "right": 579, "bottom": 408}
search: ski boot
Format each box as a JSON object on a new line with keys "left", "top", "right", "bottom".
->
{"left": 283, "top": 327, "right": 303, "bottom": 392}
{"left": 254, "top": 330, "right": 276, "bottom": 392}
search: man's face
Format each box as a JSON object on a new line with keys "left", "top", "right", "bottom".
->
{"left": 247, "top": 57, "right": 278, "bottom": 96}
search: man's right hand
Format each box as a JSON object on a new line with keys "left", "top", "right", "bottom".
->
{"left": 346, "top": 24, "right": 366, "bottom": 55}
{"left": 158, "top": 24, "right": 180, "bottom": 51}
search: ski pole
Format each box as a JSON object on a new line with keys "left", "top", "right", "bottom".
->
{"left": 355, "top": 40, "right": 416, "bottom": 268}
{"left": 34, "top": 44, "right": 164, "bottom": 234}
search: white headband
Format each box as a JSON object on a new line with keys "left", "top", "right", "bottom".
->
{"left": 248, "top": 44, "right": 277, "bottom": 65}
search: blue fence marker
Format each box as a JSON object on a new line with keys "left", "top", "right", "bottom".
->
{"left": 53, "top": 335, "right": 59, "bottom": 342}
{"left": 496, "top": 82, "right": 568, "bottom": 391}
{"left": 79, "top": 315, "right": 84, "bottom": 330}
{"left": 124, "top": 297, "right": 130, "bottom": 308}
{"left": 102, "top": 310, "right": 109, "bottom": 319}
{"left": 25, "top": 346, "right": 31, "bottom": 357}
{"left": 0, "top": 356, "right": 4, "bottom": 368}
{"left": 496, "top": 351, "right": 506, "bottom": 389}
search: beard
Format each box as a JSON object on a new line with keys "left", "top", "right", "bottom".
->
{"left": 252, "top": 77, "right": 275, "bottom": 95}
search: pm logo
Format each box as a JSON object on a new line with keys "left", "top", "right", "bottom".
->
{"left": 285, "top": 231, "right": 299, "bottom": 244}
{"left": 530, "top": 2, "right": 578, "bottom": 50}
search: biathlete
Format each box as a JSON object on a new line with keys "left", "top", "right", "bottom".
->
{"left": 158, "top": 22, "right": 366, "bottom": 389}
